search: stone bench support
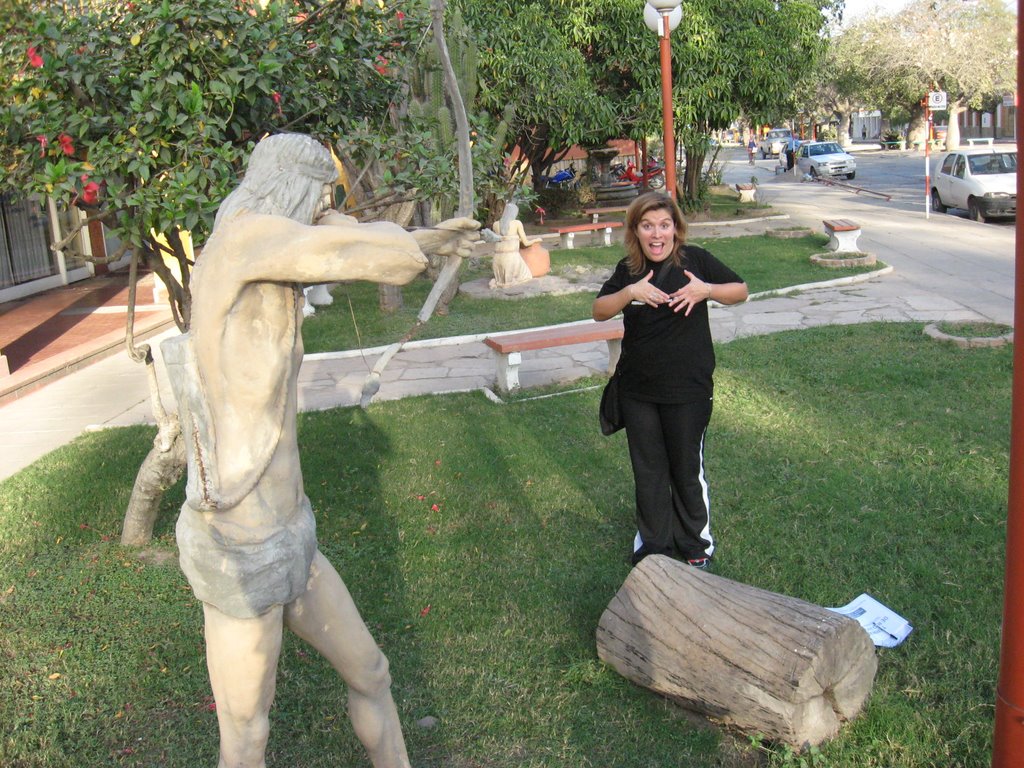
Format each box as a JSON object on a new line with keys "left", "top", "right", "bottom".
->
{"left": 823, "top": 218, "right": 862, "bottom": 253}
{"left": 484, "top": 319, "right": 624, "bottom": 393}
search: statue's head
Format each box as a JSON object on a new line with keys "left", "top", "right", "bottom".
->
{"left": 215, "top": 134, "right": 339, "bottom": 228}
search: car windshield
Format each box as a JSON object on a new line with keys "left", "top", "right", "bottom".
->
{"left": 767, "top": 131, "right": 789, "bottom": 139}
{"left": 810, "top": 143, "right": 843, "bottom": 156}
{"left": 968, "top": 152, "right": 1017, "bottom": 175}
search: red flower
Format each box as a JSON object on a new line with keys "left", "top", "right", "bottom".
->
{"left": 395, "top": 10, "right": 405, "bottom": 26}
{"left": 430, "top": 504, "right": 440, "bottom": 512}
{"left": 81, "top": 182, "right": 100, "bottom": 206}
{"left": 374, "top": 55, "right": 389, "bottom": 76}
{"left": 57, "top": 133, "right": 75, "bottom": 156}
{"left": 35, "top": 135, "right": 48, "bottom": 157}
{"left": 27, "top": 46, "right": 43, "bottom": 68}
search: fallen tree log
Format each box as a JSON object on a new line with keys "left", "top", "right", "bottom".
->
{"left": 596, "top": 555, "right": 877, "bottom": 748}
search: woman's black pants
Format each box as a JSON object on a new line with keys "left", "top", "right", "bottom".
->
{"left": 621, "top": 395, "right": 713, "bottom": 564}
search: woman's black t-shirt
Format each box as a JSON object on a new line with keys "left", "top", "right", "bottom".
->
{"left": 597, "top": 244, "right": 743, "bottom": 404}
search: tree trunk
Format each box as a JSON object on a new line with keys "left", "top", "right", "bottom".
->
{"left": 120, "top": 253, "right": 187, "bottom": 546}
{"left": 945, "top": 100, "right": 964, "bottom": 150}
{"left": 120, "top": 413, "right": 185, "bottom": 546}
{"left": 682, "top": 147, "right": 706, "bottom": 206}
{"left": 835, "top": 102, "right": 854, "bottom": 147}
{"left": 596, "top": 555, "right": 877, "bottom": 748}
{"left": 379, "top": 284, "right": 404, "bottom": 313}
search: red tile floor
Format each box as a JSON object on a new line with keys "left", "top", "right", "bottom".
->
{"left": 0, "top": 271, "right": 173, "bottom": 402}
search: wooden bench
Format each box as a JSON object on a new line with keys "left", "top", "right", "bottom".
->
{"left": 484, "top": 319, "right": 624, "bottom": 394}
{"left": 550, "top": 221, "right": 623, "bottom": 249}
{"left": 822, "top": 218, "right": 861, "bottom": 253}
{"left": 734, "top": 183, "right": 757, "bottom": 203}
{"left": 584, "top": 205, "right": 629, "bottom": 223}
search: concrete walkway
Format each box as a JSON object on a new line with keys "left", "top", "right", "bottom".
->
{"left": 0, "top": 172, "right": 1014, "bottom": 482}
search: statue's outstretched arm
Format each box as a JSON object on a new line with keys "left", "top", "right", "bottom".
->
{"left": 227, "top": 214, "right": 428, "bottom": 286}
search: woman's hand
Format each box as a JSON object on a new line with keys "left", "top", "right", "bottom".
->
{"left": 669, "top": 269, "right": 712, "bottom": 316}
{"left": 630, "top": 270, "right": 670, "bottom": 307}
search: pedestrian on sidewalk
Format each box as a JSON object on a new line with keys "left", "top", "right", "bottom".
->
{"left": 747, "top": 135, "right": 757, "bottom": 165}
{"left": 593, "top": 191, "right": 748, "bottom": 570}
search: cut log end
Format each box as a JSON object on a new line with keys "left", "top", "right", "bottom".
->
{"left": 596, "top": 555, "right": 877, "bottom": 747}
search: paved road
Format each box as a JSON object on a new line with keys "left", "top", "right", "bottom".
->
{"left": 723, "top": 147, "right": 1016, "bottom": 326}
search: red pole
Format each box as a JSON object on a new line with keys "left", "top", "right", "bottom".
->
{"left": 659, "top": 13, "right": 677, "bottom": 200}
{"left": 991, "top": 2, "right": 1024, "bottom": 763}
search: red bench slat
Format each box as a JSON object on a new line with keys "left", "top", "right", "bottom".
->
{"left": 484, "top": 320, "right": 624, "bottom": 354}
{"left": 550, "top": 222, "right": 625, "bottom": 235}
{"left": 822, "top": 219, "right": 859, "bottom": 232}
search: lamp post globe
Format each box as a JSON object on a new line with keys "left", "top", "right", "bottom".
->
{"left": 643, "top": 3, "right": 682, "bottom": 33}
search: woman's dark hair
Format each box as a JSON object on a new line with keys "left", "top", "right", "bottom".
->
{"left": 623, "top": 191, "right": 688, "bottom": 275}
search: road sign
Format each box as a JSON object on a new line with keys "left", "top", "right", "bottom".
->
{"left": 928, "top": 91, "right": 947, "bottom": 110}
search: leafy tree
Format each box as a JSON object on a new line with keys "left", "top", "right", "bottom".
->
{"left": 0, "top": 0, "right": 424, "bottom": 543}
{"left": 831, "top": 0, "right": 1017, "bottom": 149}
{"left": 453, "top": 0, "right": 839, "bottom": 204}
{"left": 1, "top": 0, "right": 419, "bottom": 329}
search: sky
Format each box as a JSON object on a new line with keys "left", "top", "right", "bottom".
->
{"left": 840, "top": 0, "right": 1017, "bottom": 25}
{"left": 840, "top": 0, "right": 908, "bottom": 24}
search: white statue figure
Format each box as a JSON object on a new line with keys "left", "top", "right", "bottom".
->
{"left": 302, "top": 282, "right": 335, "bottom": 317}
{"left": 488, "top": 201, "right": 543, "bottom": 289}
{"left": 160, "top": 133, "right": 477, "bottom": 768}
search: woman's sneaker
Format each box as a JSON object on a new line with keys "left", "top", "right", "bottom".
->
{"left": 686, "top": 557, "right": 710, "bottom": 570}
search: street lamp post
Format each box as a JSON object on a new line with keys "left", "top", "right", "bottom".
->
{"left": 644, "top": 1, "right": 682, "bottom": 200}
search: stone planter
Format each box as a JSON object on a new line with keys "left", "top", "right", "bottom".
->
{"left": 767, "top": 227, "right": 814, "bottom": 239}
{"left": 810, "top": 253, "right": 876, "bottom": 268}
{"left": 923, "top": 323, "right": 1014, "bottom": 349}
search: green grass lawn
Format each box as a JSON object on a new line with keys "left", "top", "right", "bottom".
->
{"left": 300, "top": 232, "right": 880, "bottom": 354}
{"left": 0, "top": 323, "right": 1009, "bottom": 767}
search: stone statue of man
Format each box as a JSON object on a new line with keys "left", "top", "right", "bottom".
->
{"left": 161, "top": 133, "right": 477, "bottom": 768}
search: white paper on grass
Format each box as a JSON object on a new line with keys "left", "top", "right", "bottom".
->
{"left": 828, "top": 593, "right": 913, "bottom": 648}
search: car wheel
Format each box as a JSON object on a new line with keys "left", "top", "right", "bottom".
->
{"left": 846, "top": 171, "right": 856, "bottom": 180}
{"left": 930, "top": 188, "right": 947, "bottom": 213}
{"left": 968, "top": 198, "right": 987, "bottom": 223}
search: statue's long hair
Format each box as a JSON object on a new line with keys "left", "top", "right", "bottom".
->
{"left": 214, "top": 134, "right": 337, "bottom": 229}
{"left": 623, "top": 191, "right": 689, "bottom": 275}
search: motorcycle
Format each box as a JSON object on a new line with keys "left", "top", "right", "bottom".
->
{"left": 614, "top": 159, "right": 665, "bottom": 189}
{"left": 540, "top": 163, "right": 579, "bottom": 189}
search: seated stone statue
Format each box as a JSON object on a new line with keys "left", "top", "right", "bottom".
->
{"left": 489, "top": 201, "right": 547, "bottom": 288}
{"left": 161, "top": 133, "right": 477, "bottom": 768}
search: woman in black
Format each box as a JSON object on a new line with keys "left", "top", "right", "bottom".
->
{"left": 594, "top": 192, "right": 748, "bottom": 568}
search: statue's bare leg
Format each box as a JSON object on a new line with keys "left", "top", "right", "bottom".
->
{"left": 284, "top": 551, "right": 412, "bottom": 768}
{"left": 202, "top": 603, "right": 284, "bottom": 768}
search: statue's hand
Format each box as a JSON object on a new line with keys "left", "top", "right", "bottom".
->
{"left": 412, "top": 217, "right": 481, "bottom": 259}
{"left": 315, "top": 210, "right": 359, "bottom": 227}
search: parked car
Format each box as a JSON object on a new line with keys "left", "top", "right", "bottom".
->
{"left": 794, "top": 141, "right": 857, "bottom": 180}
{"left": 759, "top": 128, "right": 793, "bottom": 158}
{"left": 931, "top": 147, "right": 1017, "bottom": 222}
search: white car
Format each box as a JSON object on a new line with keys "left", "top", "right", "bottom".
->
{"left": 759, "top": 128, "right": 792, "bottom": 158}
{"left": 931, "top": 147, "right": 1017, "bottom": 222}
{"left": 795, "top": 141, "right": 857, "bottom": 180}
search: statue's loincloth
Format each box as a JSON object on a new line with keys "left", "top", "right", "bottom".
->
{"left": 176, "top": 498, "right": 317, "bottom": 619}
